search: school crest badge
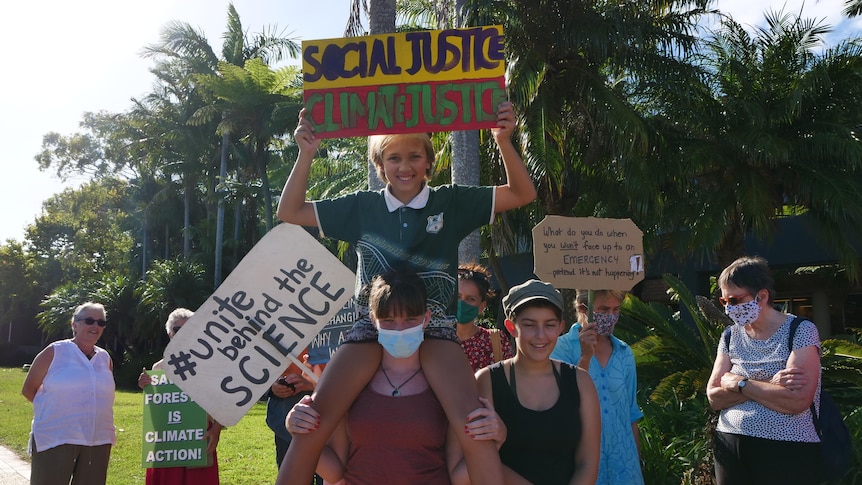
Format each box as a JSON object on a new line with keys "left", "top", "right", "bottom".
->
{"left": 426, "top": 212, "right": 444, "bottom": 234}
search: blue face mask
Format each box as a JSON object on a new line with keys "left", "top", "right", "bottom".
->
{"left": 377, "top": 321, "right": 425, "bottom": 358}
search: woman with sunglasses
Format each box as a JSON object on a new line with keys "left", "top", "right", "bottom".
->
{"left": 22, "top": 302, "right": 116, "bottom": 485}
{"left": 706, "top": 256, "right": 822, "bottom": 484}
{"left": 456, "top": 263, "right": 515, "bottom": 371}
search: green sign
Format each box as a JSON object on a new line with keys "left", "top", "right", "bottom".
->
{"left": 141, "top": 370, "right": 208, "bottom": 468}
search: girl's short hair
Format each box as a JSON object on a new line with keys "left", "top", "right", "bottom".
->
{"left": 369, "top": 267, "right": 428, "bottom": 319}
{"left": 717, "top": 256, "right": 775, "bottom": 303}
{"left": 458, "top": 262, "right": 495, "bottom": 303}
{"left": 367, "top": 133, "right": 435, "bottom": 183}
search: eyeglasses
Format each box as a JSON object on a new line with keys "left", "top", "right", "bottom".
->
{"left": 171, "top": 326, "right": 183, "bottom": 334}
{"left": 76, "top": 317, "right": 107, "bottom": 327}
{"left": 718, "top": 294, "right": 751, "bottom": 306}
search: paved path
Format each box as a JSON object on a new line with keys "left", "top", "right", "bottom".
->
{"left": 0, "top": 445, "right": 29, "bottom": 485}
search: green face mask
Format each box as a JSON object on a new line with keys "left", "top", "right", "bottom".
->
{"left": 456, "top": 300, "right": 480, "bottom": 324}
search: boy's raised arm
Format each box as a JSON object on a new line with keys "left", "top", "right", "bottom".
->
{"left": 277, "top": 109, "right": 321, "bottom": 228}
{"left": 490, "top": 101, "right": 537, "bottom": 214}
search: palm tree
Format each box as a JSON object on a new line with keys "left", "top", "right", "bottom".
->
{"left": 649, "top": 10, "right": 862, "bottom": 276}
{"left": 193, "top": 60, "right": 304, "bottom": 246}
{"left": 845, "top": 0, "right": 862, "bottom": 17}
{"left": 453, "top": 0, "right": 709, "bottom": 268}
{"left": 142, "top": 2, "right": 300, "bottom": 285}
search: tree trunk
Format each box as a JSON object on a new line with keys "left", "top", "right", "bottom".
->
{"left": 450, "top": 0, "right": 482, "bottom": 264}
{"left": 453, "top": 130, "right": 482, "bottom": 263}
{"left": 366, "top": 0, "right": 396, "bottom": 191}
{"left": 183, "top": 177, "right": 192, "bottom": 258}
{"left": 214, "top": 132, "right": 229, "bottom": 287}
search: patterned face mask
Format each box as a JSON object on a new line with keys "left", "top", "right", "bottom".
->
{"left": 725, "top": 297, "right": 761, "bottom": 326}
{"left": 594, "top": 312, "right": 619, "bottom": 336}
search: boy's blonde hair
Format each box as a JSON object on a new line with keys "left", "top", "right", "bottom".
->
{"left": 367, "top": 133, "right": 435, "bottom": 183}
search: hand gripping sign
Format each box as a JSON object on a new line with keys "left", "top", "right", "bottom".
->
{"left": 532, "top": 216, "right": 645, "bottom": 291}
{"left": 162, "top": 223, "right": 355, "bottom": 426}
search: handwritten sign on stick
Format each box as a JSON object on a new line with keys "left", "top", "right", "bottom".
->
{"left": 163, "top": 223, "right": 355, "bottom": 426}
{"left": 302, "top": 25, "right": 506, "bottom": 138}
{"left": 532, "top": 216, "right": 645, "bottom": 291}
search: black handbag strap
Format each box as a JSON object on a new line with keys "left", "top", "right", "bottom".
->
{"left": 786, "top": 316, "right": 823, "bottom": 437}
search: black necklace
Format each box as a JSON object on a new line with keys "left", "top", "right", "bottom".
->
{"left": 380, "top": 366, "right": 422, "bottom": 397}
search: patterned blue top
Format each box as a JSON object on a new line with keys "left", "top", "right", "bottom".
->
{"left": 551, "top": 325, "right": 644, "bottom": 485}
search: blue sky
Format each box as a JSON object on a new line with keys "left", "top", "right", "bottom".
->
{"left": 1, "top": 0, "right": 859, "bottom": 242}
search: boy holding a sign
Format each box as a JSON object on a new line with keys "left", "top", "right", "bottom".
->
{"left": 276, "top": 100, "right": 535, "bottom": 485}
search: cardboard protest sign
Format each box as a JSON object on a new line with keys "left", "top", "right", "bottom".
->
{"left": 306, "top": 297, "right": 356, "bottom": 365}
{"left": 532, "top": 216, "right": 645, "bottom": 291}
{"left": 302, "top": 25, "right": 506, "bottom": 138}
{"left": 141, "top": 370, "right": 208, "bottom": 468}
{"left": 162, "top": 223, "right": 355, "bottom": 426}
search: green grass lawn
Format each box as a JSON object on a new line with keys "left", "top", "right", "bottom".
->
{"left": 0, "top": 367, "right": 279, "bottom": 484}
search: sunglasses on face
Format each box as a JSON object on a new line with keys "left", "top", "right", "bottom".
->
{"left": 718, "top": 293, "right": 751, "bottom": 306}
{"left": 76, "top": 317, "right": 107, "bottom": 327}
{"left": 171, "top": 326, "right": 183, "bottom": 334}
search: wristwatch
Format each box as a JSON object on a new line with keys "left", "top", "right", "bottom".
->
{"left": 737, "top": 378, "right": 749, "bottom": 393}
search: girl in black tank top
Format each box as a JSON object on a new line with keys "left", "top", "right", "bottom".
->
{"left": 475, "top": 279, "right": 601, "bottom": 485}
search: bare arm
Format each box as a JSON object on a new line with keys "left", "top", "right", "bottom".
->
{"left": 570, "top": 369, "right": 600, "bottom": 485}
{"left": 284, "top": 397, "right": 346, "bottom": 483}
{"left": 22, "top": 346, "right": 54, "bottom": 402}
{"left": 577, "top": 323, "right": 597, "bottom": 370}
{"left": 706, "top": 350, "right": 748, "bottom": 410}
{"left": 451, "top": 396, "right": 508, "bottom": 484}
{"left": 708, "top": 344, "right": 820, "bottom": 414}
{"left": 204, "top": 420, "right": 223, "bottom": 455}
{"left": 447, "top": 425, "right": 469, "bottom": 485}
{"left": 723, "top": 345, "right": 820, "bottom": 415}
{"left": 276, "top": 109, "right": 321, "bottom": 227}
{"left": 490, "top": 102, "right": 537, "bottom": 213}
{"left": 316, "top": 419, "right": 348, "bottom": 483}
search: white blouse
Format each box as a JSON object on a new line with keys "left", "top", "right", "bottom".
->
{"left": 30, "top": 339, "right": 116, "bottom": 452}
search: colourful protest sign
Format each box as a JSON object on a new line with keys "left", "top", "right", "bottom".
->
{"left": 162, "top": 223, "right": 356, "bottom": 426}
{"left": 302, "top": 25, "right": 506, "bottom": 137}
{"left": 141, "top": 370, "right": 208, "bottom": 469}
{"left": 532, "top": 216, "right": 645, "bottom": 291}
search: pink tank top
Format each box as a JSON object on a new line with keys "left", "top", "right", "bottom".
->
{"left": 343, "top": 385, "right": 450, "bottom": 484}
